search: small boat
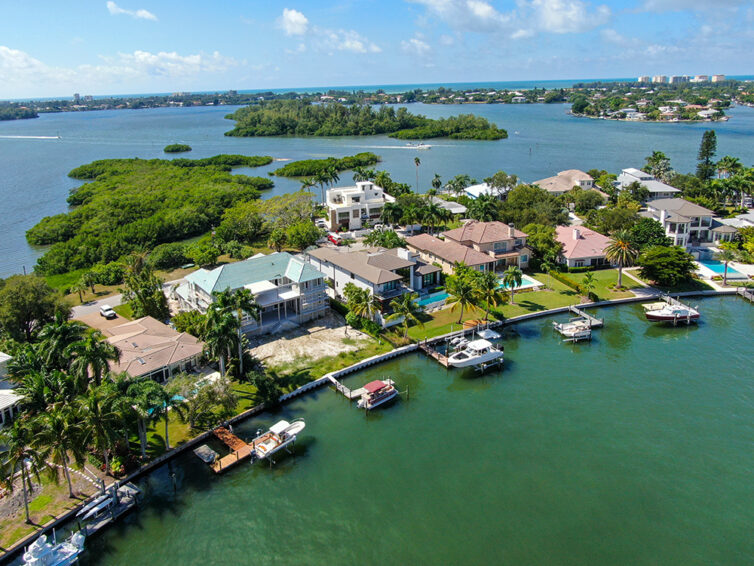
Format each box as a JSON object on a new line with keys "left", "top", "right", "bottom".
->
{"left": 476, "top": 328, "right": 501, "bottom": 340}
{"left": 23, "top": 532, "right": 85, "bottom": 566}
{"left": 553, "top": 318, "right": 592, "bottom": 340}
{"left": 251, "top": 419, "right": 306, "bottom": 460}
{"left": 357, "top": 380, "right": 398, "bottom": 410}
{"left": 449, "top": 335, "right": 468, "bottom": 349}
{"left": 447, "top": 339, "right": 504, "bottom": 368}
{"left": 643, "top": 302, "right": 700, "bottom": 322}
{"left": 406, "top": 142, "right": 431, "bottom": 150}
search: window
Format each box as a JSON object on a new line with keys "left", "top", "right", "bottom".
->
{"left": 494, "top": 241, "right": 507, "bottom": 251}
{"left": 520, "top": 254, "right": 528, "bottom": 263}
{"left": 352, "top": 210, "right": 359, "bottom": 218}
{"left": 575, "top": 260, "right": 584, "bottom": 267}
{"left": 422, "top": 273, "right": 435, "bottom": 286}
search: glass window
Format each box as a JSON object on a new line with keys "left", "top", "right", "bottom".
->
{"left": 521, "top": 255, "right": 528, "bottom": 263}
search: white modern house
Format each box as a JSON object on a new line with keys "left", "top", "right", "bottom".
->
{"left": 464, "top": 183, "right": 510, "bottom": 201}
{"left": 616, "top": 168, "right": 681, "bottom": 200}
{"left": 0, "top": 352, "right": 21, "bottom": 429}
{"left": 325, "top": 181, "right": 395, "bottom": 231}
{"left": 641, "top": 198, "right": 720, "bottom": 248}
{"left": 176, "top": 252, "right": 329, "bottom": 335}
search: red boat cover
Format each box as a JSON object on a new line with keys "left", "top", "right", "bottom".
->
{"left": 364, "top": 380, "right": 386, "bottom": 393}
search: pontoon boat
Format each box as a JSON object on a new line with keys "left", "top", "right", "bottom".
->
{"left": 357, "top": 380, "right": 398, "bottom": 410}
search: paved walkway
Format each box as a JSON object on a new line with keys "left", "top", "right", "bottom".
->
{"left": 622, "top": 269, "right": 662, "bottom": 298}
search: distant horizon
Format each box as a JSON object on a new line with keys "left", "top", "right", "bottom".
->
{"left": 7, "top": 75, "right": 754, "bottom": 104}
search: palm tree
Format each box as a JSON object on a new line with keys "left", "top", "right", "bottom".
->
{"left": 402, "top": 205, "right": 420, "bottom": 236}
{"left": 431, "top": 173, "right": 442, "bottom": 192}
{"left": 70, "top": 278, "right": 87, "bottom": 303}
{"left": 315, "top": 170, "right": 330, "bottom": 204}
{"left": 352, "top": 167, "right": 375, "bottom": 182}
{"left": 581, "top": 271, "right": 596, "bottom": 300}
{"left": 204, "top": 309, "right": 239, "bottom": 377}
{"left": 346, "top": 286, "right": 382, "bottom": 321}
{"left": 149, "top": 385, "right": 184, "bottom": 451}
{"left": 32, "top": 404, "right": 85, "bottom": 498}
{"left": 468, "top": 194, "right": 499, "bottom": 222}
{"left": 79, "top": 384, "right": 123, "bottom": 475}
{"left": 716, "top": 155, "right": 742, "bottom": 179}
{"left": 67, "top": 330, "right": 120, "bottom": 387}
{"left": 381, "top": 201, "right": 403, "bottom": 229}
{"left": 473, "top": 270, "right": 506, "bottom": 321}
{"left": 37, "top": 314, "right": 87, "bottom": 371}
{"left": 605, "top": 231, "right": 638, "bottom": 289}
{"left": 230, "top": 288, "right": 260, "bottom": 375}
{"left": 326, "top": 166, "right": 340, "bottom": 189}
{"left": 299, "top": 177, "right": 316, "bottom": 193}
{"left": 386, "top": 292, "right": 424, "bottom": 338}
{"left": 502, "top": 265, "right": 523, "bottom": 304}
{"left": 714, "top": 247, "right": 737, "bottom": 286}
{"left": 446, "top": 274, "right": 477, "bottom": 323}
{"left": 0, "top": 420, "right": 47, "bottom": 523}
{"left": 125, "top": 379, "right": 165, "bottom": 460}
{"left": 414, "top": 157, "right": 421, "bottom": 191}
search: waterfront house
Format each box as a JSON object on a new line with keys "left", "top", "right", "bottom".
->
{"left": 306, "top": 246, "right": 441, "bottom": 302}
{"left": 616, "top": 168, "right": 681, "bottom": 200}
{"left": 406, "top": 233, "right": 496, "bottom": 274}
{"left": 555, "top": 226, "right": 612, "bottom": 268}
{"left": 532, "top": 169, "right": 594, "bottom": 197}
{"left": 325, "top": 181, "right": 395, "bottom": 231}
{"left": 105, "top": 317, "right": 204, "bottom": 383}
{"left": 443, "top": 220, "right": 530, "bottom": 270}
{"left": 428, "top": 196, "right": 467, "bottom": 216}
{"left": 641, "top": 198, "right": 717, "bottom": 247}
{"left": 464, "top": 183, "right": 509, "bottom": 201}
{"left": 176, "top": 252, "right": 328, "bottom": 334}
{"left": 0, "top": 352, "right": 21, "bottom": 429}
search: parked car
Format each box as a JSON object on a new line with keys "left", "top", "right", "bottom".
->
{"left": 315, "top": 218, "right": 327, "bottom": 229}
{"left": 327, "top": 232, "right": 343, "bottom": 246}
{"left": 99, "top": 304, "right": 117, "bottom": 319}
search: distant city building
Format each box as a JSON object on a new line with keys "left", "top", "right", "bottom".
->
{"left": 669, "top": 75, "right": 689, "bottom": 84}
{"left": 652, "top": 75, "right": 668, "bottom": 84}
{"left": 711, "top": 74, "right": 726, "bottom": 83}
{"left": 691, "top": 75, "right": 709, "bottom": 83}
{"left": 73, "top": 93, "right": 80, "bottom": 103}
{"left": 637, "top": 76, "right": 651, "bottom": 83}
{"left": 83, "top": 95, "right": 93, "bottom": 102}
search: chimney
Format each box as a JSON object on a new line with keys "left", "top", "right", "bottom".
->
{"left": 573, "top": 228, "right": 581, "bottom": 240}
{"left": 660, "top": 209, "right": 667, "bottom": 224}
{"left": 508, "top": 222, "right": 515, "bottom": 237}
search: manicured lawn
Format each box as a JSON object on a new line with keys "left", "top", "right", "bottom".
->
{"left": 632, "top": 272, "right": 713, "bottom": 293}
{"left": 113, "top": 303, "right": 133, "bottom": 319}
{"left": 568, "top": 269, "right": 640, "bottom": 300}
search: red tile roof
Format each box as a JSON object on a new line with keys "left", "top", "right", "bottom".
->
{"left": 444, "top": 221, "right": 527, "bottom": 245}
{"left": 555, "top": 226, "right": 611, "bottom": 260}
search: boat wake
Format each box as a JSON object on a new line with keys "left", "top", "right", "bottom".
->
{"left": 0, "top": 135, "right": 59, "bottom": 140}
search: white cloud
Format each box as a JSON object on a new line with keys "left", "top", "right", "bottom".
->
{"left": 638, "top": 0, "right": 744, "bottom": 12}
{"left": 279, "top": 8, "right": 309, "bottom": 36}
{"left": 97, "top": 50, "right": 237, "bottom": 78}
{"left": 401, "top": 37, "right": 432, "bottom": 56}
{"left": 409, "top": 0, "right": 513, "bottom": 32}
{"left": 318, "top": 29, "right": 381, "bottom": 53}
{"left": 106, "top": 1, "right": 157, "bottom": 21}
{"left": 528, "top": 0, "right": 610, "bottom": 33}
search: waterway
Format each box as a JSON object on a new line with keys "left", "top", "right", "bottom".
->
{"left": 76, "top": 297, "right": 753, "bottom": 566}
{"left": 2, "top": 103, "right": 754, "bottom": 277}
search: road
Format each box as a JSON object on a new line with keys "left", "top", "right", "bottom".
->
{"left": 71, "top": 278, "right": 185, "bottom": 318}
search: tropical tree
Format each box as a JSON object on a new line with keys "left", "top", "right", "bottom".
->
{"left": 352, "top": 167, "right": 375, "bottom": 182}
{"left": 70, "top": 277, "right": 87, "bottom": 303}
{"left": 468, "top": 194, "right": 500, "bottom": 222}
{"left": 121, "top": 253, "right": 170, "bottom": 320}
{"left": 643, "top": 151, "right": 674, "bottom": 183}
{"left": 343, "top": 283, "right": 382, "bottom": 321}
{"left": 502, "top": 265, "right": 523, "bottom": 304}
{"left": 37, "top": 313, "right": 87, "bottom": 371}
{"left": 326, "top": 166, "right": 340, "bottom": 189}
{"left": 79, "top": 384, "right": 123, "bottom": 475}
{"left": 714, "top": 247, "right": 737, "bottom": 286}
{"left": 148, "top": 384, "right": 184, "bottom": 451}
{"left": 431, "top": 173, "right": 442, "bottom": 192}
{"left": 67, "top": 330, "right": 120, "bottom": 387}
{"left": 716, "top": 155, "right": 742, "bottom": 179}
{"left": 267, "top": 227, "right": 287, "bottom": 252}
{"left": 299, "top": 177, "right": 316, "bottom": 193}
{"left": 0, "top": 274, "right": 70, "bottom": 342}
{"left": 414, "top": 157, "right": 421, "bottom": 191}
{"left": 125, "top": 379, "right": 165, "bottom": 460}
{"left": 315, "top": 170, "right": 330, "bottom": 204}
{"left": 386, "top": 292, "right": 424, "bottom": 338}
{"left": 214, "top": 287, "right": 260, "bottom": 376}
{"left": 33, "top": 404, "right": 85, "bottom": 498}
{"left": 381, "top": 201, "right": 403, "bottom": 228}
{"left": 0, "top": 420, "right": 47, "bottom": 523}
{"left": 581, "top": 271, "right": 596, "bottom": 300}
{"left": 445, "top": 174, "right": 471, "bottom": 197}
{"left": 446, "top": 272, "right": 477, "bottom": 323}
{"left": 204, "top": 308, "right": 239, "bottom": 377}
{"left": 696, "top": 130, "right": 717, "bottom": 181}
{"left": 605, "top": 230, "right": 639, "bottom": 288}
{"left": 472, "top": 270, "right": 505, "bottom": 321}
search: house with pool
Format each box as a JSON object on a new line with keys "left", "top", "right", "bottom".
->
{"left": 442, "top": 221, "right": 531, "bottom": 271}
{"left": 405, "top": 233, "right": 497, "bottom": 274}
{"left": 641, "top": 198, "right": 735, "bottom": 248}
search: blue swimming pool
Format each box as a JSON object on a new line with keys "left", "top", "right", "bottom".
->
{"left": 416, "top": 291, "right": 450, "bottom": 306}
{"left": 498, "top": 274, "right": 542, "bottom": 289}
{"left": 697, "top": 259, "right": 745, "bottom": 278}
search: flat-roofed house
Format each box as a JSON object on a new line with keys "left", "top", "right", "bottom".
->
{"left": 555, "top": 226, "right": 612, "bottom": 268}
{"left": 532, "top": 170, "right": 594, "bottom": 197}
{"left": 406, "top": 234, "right": 496, "bottom": 274}
{"left": 0, "top": 352, "right": 21, "bottom": 429}
{"left": 104, "top": 317, "right": 204, "bottom": 383}
{"left": 325, "top": 181, "right": 395, "bottom": 231}
{"left": 176, "top": 252, "right": 328, "bottom": 335}
{"left": 443, "top": 220, "right": 530, "bottom": 270}
{"left": 616, "top": 168, "right": 681, "bottom": 200}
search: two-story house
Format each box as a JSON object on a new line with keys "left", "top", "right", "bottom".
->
{"left": 175, "top": 252, "right": 328, "bottom": 335}
{"left": 0, "top": 351, "right": 21, "bottom": 429}
{"left": 532, "top": 169, "right": 594, "bottom": 197}
{"left": 642, "top": 198, "right": 715, "bottom": 247}
{"left": 443, "top": 221, "right": 530, "bottom": 270}
{"left": 326, "top": 181, "right": 395, "bottom": 231}
{"left": 616, "top": 168, "right": 681, "bottom": 200}
{"left": 306, "top": 246, "right": 441, "bottom": 304}
{"left": 406, "top": 234, "right": 496, "bottom": 274}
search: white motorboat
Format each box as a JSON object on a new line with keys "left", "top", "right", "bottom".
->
{"left": 357, "top": 380, "right": 398, "bottom": 410}
{"left": 406, "top": 142, "right": 431, "bottom": 150}
{"left": 23, "top": 532, "right": 85, "bottom": 566}
{"left": 643, "top": 302, "right": 700, "bottom": 322}
{"left": 476, "top": 328, "right": 501, "bottom": 340}
{"left": 251, "top": 419, "right": 306, "bottom": 460}
{"left": 449, "top": 336, "right": 469, "bottom": 349}
{"left": 447, "top": 339, "right": 504, "bottom": 368}
{"left": 552, "top": 319, "right": 592, "bottom": 340}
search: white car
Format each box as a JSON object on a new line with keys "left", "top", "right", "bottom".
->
{"left": 99, "top": 305, "right": 117, "bottom": 319}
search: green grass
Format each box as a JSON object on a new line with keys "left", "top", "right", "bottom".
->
{"left": 45, "top": 268, "right": 89, "bottom": 291}
{"left": 28, "top": 495, "right": 53, "bottom": 513}
{"left": 113, "top": 303, "right": 133, "bottom": 319}
{"left": 568, "top": 269, "right": 640, "bottom": 300}
{"left": 632, "top": 273, "right": 713, "bottom": 293}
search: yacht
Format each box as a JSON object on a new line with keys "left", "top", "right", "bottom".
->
{"left": 447, "top": 339, "right": 504, "bottom": 368}
{"left": 251, "top": 419, "right": 306, "bottom": 461}
{"left": 357, "top": 380, "right": 398, "bottom": 410}
{"left": 23, "top": 532, "right": 85, "bottom": 566}
{"left": 643, "top": 302, "right": 700, "bottom": 322}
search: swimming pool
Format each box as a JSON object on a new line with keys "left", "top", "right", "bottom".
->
{"left": 416, "top": 291, "right": 450, "bottom": 306}
{"left": 498, "top": 274, "right": 544, "bottom": 290}
{"left": 696, "top": 259, "right": 747, "bottom": 279}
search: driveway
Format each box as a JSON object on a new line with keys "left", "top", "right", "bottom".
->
{"left": 71, "top": 278, "right": 185, "bottom": 318}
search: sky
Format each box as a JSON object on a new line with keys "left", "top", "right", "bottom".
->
{"left": 0, "top": 0, "right": 752, "bottom": 99}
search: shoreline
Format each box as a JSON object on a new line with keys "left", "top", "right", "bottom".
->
{"left": 1, "top": 287, "right": 743, "bottom": 562}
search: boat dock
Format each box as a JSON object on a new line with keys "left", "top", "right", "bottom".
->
{"left": 210, "top": 427, "right": 256, "bottom": 473}
{"left": 418, "top": 342, "right": 449, "bottom": 367}
{"left": 328, "top": 375, "right": 396, "bottom": 399}
{"left": 81, "top": 483, "right": 140, "bottom": 537}
{"left": 568, "top": 305, "right": 603, "bottom": 327}
{"left": 737, "top": 286, "right": 754, "bottom": 303}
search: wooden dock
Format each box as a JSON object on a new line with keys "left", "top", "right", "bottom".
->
{"left": 210, "top": 427, "right": 256, "bottom": 474}
{"left": 419, "top": 342, "right": 449, "bottom": 367}
{"left": 327, "top": 375, "right": 396, "bottom": 399}
{"left": 82, "top": 483, "right": 140, "bottom": 537}
{"left": 568, "top": 305, "right": 603, "bottom": 328}
{"left": 737, "top": 286, "right": 754, "bottom": 303}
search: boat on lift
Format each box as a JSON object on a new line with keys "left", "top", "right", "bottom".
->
{"left": 643, "top": 302, "right": 700, "bottom": 322}
{"left": 23, "top": 531, "right": 85, "bottom": 566}
{"left": 447, "top": 339, "right": 504, "bottom": 368}
{"left": 356, "top": 380, "right": 398, "bottom": 410}
{"left": 251, "top": 419, "right": 306, "bottom": 461}
{"left": 552, "top": 318, "right": 592, "bottom": 340}
{"left": 476, "top": 328, "right": 501, "bottom": 340}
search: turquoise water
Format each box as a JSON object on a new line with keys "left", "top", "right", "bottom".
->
{"left": 416, "top": 291, "right": 450, "bottom": 306}
{"left": 697, "top": 258, "right": 744, "bottom": 276}
{"left": 499, "top": 273, "right": 541, "bottom": 289}
{"left": 3, "top": 103, "right": 754, "bottom": 277}
{"left": 75, "top": 297, "right": 754, "bottom": 566}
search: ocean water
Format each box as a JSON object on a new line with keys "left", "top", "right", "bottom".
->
{"left": 74, "top": 297, "right": 754, "bottom": 566}
{"left": 2, "top": 103, "right": 754, "bottom": 277}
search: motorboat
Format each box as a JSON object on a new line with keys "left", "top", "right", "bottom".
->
{"left": 476, "top": 328, "right": 501, "bottom": 340}
{"left": 357, "top": 380, "right": 398, "bottom": 410}
{"left": 449, "top": 335, "right": 469, "bottom": 349}
{"left": 447, "top": 339, "right": 504, "bottom": 368}
{"left": 251, "top": 419, "right": 306, "bottom": 460}
{"left": 553, "top": 318, "right": 592, "bottom": 340}
{"left": 643, "top": 302, "right": 700, "bottom": 322}
{"left": 406, "top": 142, "right": 431, "bottom": 150}
{"left": 23, "top": 532, "right": 85, "bottom": 566}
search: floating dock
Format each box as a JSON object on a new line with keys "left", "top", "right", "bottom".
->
{"left": 81, "top": 483, "right": 140, "bottom": 537}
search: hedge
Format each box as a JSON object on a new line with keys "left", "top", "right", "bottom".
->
{"left": 566, "top": 264, "right": 613, "bottom": 273}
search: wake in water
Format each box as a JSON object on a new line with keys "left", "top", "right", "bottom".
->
{"left": 0, "top": 135, "right": 60, "bottom": 140}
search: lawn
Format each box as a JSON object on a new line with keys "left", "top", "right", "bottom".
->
{"left": 568, "top": 268, "right": 641, "bottom": 300}
{"left": 632, "top": 272, "right": 713, "bottom": 293}
{"left": 113, "top": 303, "right": 133, "bottom": 319}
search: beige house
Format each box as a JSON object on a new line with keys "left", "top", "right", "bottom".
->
{"left": 532, "top": 170, "right": 594, "bottom": 196}
{"left": 406, "top": 234, "right": 496, "bottom": 274}
{"left": 443, "top": 221, "right": 530, "bottom": 270}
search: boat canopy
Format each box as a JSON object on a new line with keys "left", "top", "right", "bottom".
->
{"left": 270, "top": 420, "right": 291, "bottom": 435}
{"left": 467, "top": 339, "right": 493, "bottom": 351}
{"left": 364, "top": 380, "right": 387, "bottom": 393}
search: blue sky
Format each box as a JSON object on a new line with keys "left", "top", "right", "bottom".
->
{"left": 0, "top": 0, "right": 751, "bottom": 98}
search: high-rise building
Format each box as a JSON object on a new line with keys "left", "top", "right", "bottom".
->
{"left": 652, "top": 75, "right": 668, "bottom": 84}
{"left": 669, "top": 75, "right": 689, "bottom": 84}
{"left": 73, "top": 93, "right": 80, "bottom": 103}
{"left": 637, "top": 76, "right": 651, "bottom": 83}
{"left": 711, "top": 74, "right": 726, "bottom": 82}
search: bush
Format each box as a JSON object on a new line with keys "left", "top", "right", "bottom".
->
{"left": 548, "top": 270, "right": 598, "bottom": 301}
{"left": 273, "top": 152, "right": 380, "bottom": 177}
{"left": 149, "top": 242, "right": 189, "bottom": 270}
{"left": 90, "top": 262, "right": 125, "bottom": 285}
{"left": 567, "top": 264, "right": 612, "bottom": 273}
{"left": 164, "top": 144, "right": 192, "bottom": 153}
{"left": 345, "top": 312, "right": 363, "bottom": 329}
{"left": 330, "top": 298, "right": 348, "bottom": 316}
{"left": 362, "top": 319, "right": 381, "bottom": 336}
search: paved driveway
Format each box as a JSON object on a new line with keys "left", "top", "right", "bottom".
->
{"left": 71, "top": 278, "right": 185, "bottom": 318}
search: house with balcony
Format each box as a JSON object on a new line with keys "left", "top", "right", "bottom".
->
{"left": 306, "top": 246, "right": 441, "bottom": 304}
{"left": 443, "top": 220, "right": 530, "bottom": 270}
{"left": 616, "top": 168, "right": 681, "bottom": 200}
{"left": 406, "top": 234, "right": 496, "bottom": 274}
{"left": 532, "top": 169, "right": 594, "bottom": 197}
{"left": 175, "top": 252, "right": 328, "bottom": 335}
{"left": 326, "top": 181, "right": 395, "bottom": 231}
{"left": 641, "top": 198, "right": 718, "bottom": 247}
{"left": 0, "top": 352, "right": 21, "bottom": 429}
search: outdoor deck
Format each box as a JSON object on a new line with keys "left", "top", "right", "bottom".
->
{"left": 737, "top": 286, "right": 754, "bottom": 303}
{"left": 418, "top": 342, "right": 449, "bottom": 367}
{"left": 568, "top": 305, "right": 604, "bottom": 327}
{"left": 210, "top": 427, "right": 255, "bottom": 474}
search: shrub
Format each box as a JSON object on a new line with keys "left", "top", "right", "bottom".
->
{"left": 345, "top": 312, "right": 363, "bottom": 329}
{"left": 90, "top": 261, "right": 125, "bottom": 285}
{"left": 149, "top": 242, "right": 189, "bottom": 270}
{"left": 330, "top": 298, "right": 348, "bottom": 316}
{"left": 164, "top": 144, "right": 192, "bottom": 153}
{"left": 362, "top": 319, "right": 381, "bottom": 336}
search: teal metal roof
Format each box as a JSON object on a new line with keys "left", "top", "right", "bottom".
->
{"left": 185, "top": 252, "right": 322, "bottom": 295}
